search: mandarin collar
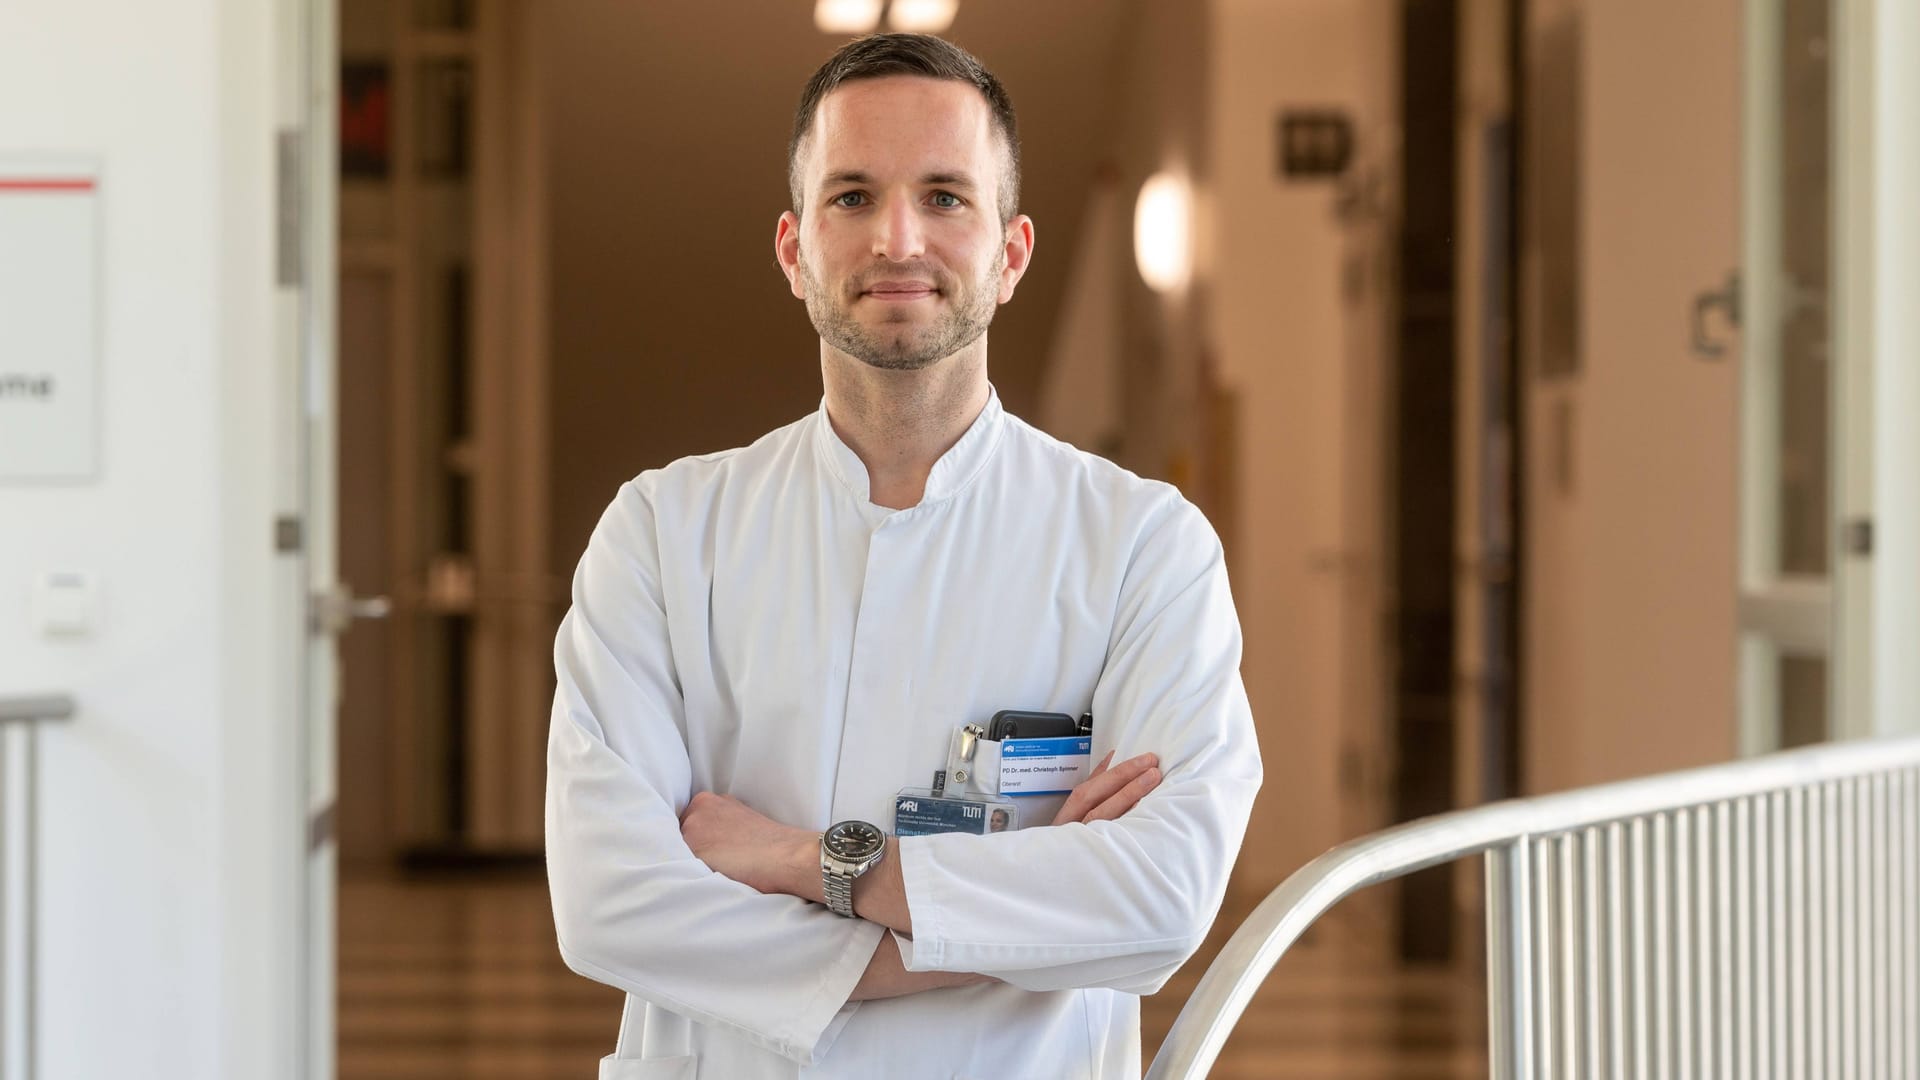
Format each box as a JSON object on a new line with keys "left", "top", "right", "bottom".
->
{"left": 814, "top": 386, "right": 1006, "bottom": 511}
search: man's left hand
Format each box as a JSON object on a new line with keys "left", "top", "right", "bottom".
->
{"left": 680, "top": 791, "right": 817, "bottom": 898}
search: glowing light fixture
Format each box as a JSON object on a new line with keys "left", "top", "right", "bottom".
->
{"left": 887, "top": 0, "right": 959, "bottom": 32}
{"left": 814, "top": 0, "right": 883, "bottom": 34}
{"left": 1133, "top": 171, "right": 1192, "bottom": 294}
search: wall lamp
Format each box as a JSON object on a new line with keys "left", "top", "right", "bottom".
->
{"left": 814, "top": 0, "right": 959, "bottom": 35}
{"left": 1133, "top": 171, "right": 1193, "bottom": 294}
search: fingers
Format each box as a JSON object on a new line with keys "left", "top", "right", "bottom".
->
{"left": 1079, "top": 763, "right": 1162, "bottom": 823}
{"left": 680, "top": 791, "right": 750, "bottom": 834}
{"left": 1052, "top": 752, "right": 1159, "bottom": 826}
{"left": 1077, "top": 753, "right": 1154, "bottom": 811}
{"left": 680, "top": 789, "right": 715, "bottom": 824}
{"left": 1050, "top": 751, "right": 1119, "bottom": 826}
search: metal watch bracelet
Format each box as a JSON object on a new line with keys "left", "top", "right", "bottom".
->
{"left": 823, "top": 864, "right": 858, "bottom": 917}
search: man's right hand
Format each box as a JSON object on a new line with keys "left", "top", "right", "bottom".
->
{"left": 1051, "top": 751, "right": 1161, "bottom": 826}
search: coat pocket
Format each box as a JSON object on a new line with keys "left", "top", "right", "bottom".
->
{"left": 599, "top": 1054, "right": 697, "bottom": 1080}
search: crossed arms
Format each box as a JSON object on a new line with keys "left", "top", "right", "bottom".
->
{"left": 676, "top": 748, "right": 1166, "bottom": 1001}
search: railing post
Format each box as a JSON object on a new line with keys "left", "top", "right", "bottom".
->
{"left": 1488, "top": 837, "right": 1535, "bottom": 1080}
{"left": 0, "top": 696, "right": 74, "bottom": 1080}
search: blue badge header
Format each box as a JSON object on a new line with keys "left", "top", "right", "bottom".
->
{"left": 1000, "top": 736, "right": 1092, "bottom": 759}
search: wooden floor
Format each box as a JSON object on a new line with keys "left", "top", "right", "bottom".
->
{"left": 339, "top": 875, "right": 1488, "bottom": 1078}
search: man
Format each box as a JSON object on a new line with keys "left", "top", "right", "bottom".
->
{"left": 546, "top": 33, "right": 1261, "bottom": 1080}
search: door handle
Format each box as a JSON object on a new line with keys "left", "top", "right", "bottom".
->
{"left": 309, "top": 583, "right": 392, "bottom": 636}
{"left": 1691, "top": 269, "right": 1741, "bottom": 359}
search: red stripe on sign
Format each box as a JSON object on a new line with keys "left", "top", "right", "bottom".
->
{"left": 0, "top": 179, "right": 96, "bottom": 192}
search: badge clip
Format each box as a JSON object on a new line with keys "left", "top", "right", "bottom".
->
{"left": 932, "top": 722, "right": 986, "bottom": 797}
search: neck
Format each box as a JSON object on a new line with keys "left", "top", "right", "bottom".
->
{"left": 821, "top": 341, "right": 991, "bottom": 510}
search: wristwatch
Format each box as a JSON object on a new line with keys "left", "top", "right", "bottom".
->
{"left": 819, "top": 820, "right": 886, "bottom": 918}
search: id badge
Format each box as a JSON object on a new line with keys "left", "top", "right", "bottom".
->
{"left": 997, "top": 735, "right": 1094, "bottom": 796}
{"left": 894, "top": 788, "right": 1019, "bottom": 837}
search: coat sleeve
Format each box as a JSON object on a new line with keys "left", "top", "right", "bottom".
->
{"left": 893, "top": 496, "right": 1263, "bottom": 994}
{"left": 545, "top": 479, "right": 885, "bottom": 1064}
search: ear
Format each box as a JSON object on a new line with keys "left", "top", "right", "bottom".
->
{"left": 774, "top": 211, "right": 806, "bottom": 299}
{"left": 996, "top": 214, "right": 1036, "bottom": 304}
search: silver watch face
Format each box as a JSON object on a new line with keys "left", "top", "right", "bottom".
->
{"left": 824, "top": 820, "right": 884, "bottom": 862}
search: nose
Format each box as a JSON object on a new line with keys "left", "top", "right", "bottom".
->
{"left": 871, "top": 196, "right": 925, "bottom": 262}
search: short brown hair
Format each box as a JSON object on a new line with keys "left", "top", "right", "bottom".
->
{"left": 788, "top": 33, "right": 1021, "bottom": 225}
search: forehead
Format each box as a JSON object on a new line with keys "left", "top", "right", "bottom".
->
{"left": 804, "top": 75, "right": 999, "bottom": 182}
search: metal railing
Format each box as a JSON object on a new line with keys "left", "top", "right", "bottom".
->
{"left": 0, "top": 695, "right": 72, "bottom": 1080}
{"left": 1147, "top": 735, "right": 1920, "bottom": 1079}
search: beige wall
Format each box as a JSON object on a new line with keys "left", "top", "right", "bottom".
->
{"left": 1105, "top": 0, "right": 1212, "bottom": 485}
{"left": 1034, "top": 0, "right": 1212, "bottom": 481}
{"left": 539, "top": 6, "right": 838, "bottom": 576}
{"left": 1209, "top": 0, "right": 1399, "bottom": 891}
{"left": 1521, "top": 0, "right": 1742, "bottom": 793}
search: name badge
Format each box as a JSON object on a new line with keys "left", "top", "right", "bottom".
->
{"left": 997, "top": 736, "right": 1093, "bottom": 796}
{"left": 894, "top": 789, "right": 1019, "bottom": 836}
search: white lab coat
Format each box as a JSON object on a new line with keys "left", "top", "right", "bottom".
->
{"left": 547, "top": 390, "right": 1262, "bottom": 1080}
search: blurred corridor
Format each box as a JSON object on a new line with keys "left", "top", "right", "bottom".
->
{"left": 337, "top": 878, "right": 1488, "bottom": 1079}
{"left": 2, "top": 0, "right": 1917, "bottom": 1076}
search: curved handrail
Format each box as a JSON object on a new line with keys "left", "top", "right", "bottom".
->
{"left": 1145, "top": 733, "right": 1920, "bottom": 1080}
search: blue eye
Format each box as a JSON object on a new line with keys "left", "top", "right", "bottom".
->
{"left": 833, "top": 192, "right": 865, "bottom": 208}
{"left": 932, "top": 192, "right": 962, "bottom": 209}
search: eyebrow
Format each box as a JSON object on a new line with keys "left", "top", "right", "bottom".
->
{"left": 822, "top": 169, "right": 981, "bottom": 191}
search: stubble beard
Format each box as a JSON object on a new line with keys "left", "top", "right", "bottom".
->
{"left": 799, "top": 248, "right": 1002, "bottom": 371}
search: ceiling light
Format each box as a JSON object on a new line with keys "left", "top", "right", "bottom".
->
{"left": 1133, "top": 171, "right": 1192, "bottom": 294}
{"left": 887, "top": 0, "right": 959, "bottom": 33}
{"left": 815, "top": 0, "right": 883, "bottom": 34}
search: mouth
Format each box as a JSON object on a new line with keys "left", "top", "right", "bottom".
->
{"left": 861, "top": 279, "right": 940, "bottom": 302}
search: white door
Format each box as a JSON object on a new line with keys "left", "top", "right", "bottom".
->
{"left": 1735, "top": 0, "right": 1917, "bottom": 752}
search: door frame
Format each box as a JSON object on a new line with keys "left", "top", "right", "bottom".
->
{"left": 1737, "top": 0, "right": 1920, "bottom": 754}
{"left": 1834, "top": 0, "right": 1920, "bottom": 739}
{"left": 284, "top": 0, "right": 340, "bottom": 1074}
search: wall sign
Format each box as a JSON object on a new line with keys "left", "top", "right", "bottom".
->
{"left": 1277, "top": 109, "right": 1355, "bottom": 180}
{"left": 0, "top": 158, "right": 100, "bottom": 482}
